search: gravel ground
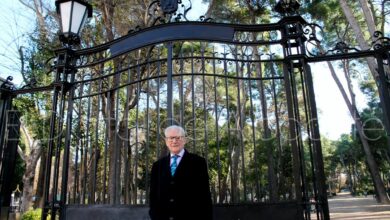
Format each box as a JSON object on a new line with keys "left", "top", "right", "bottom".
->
{"left": 327, "top": 192, "right": 390, "bottom": 220}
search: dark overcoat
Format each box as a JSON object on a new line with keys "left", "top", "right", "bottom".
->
{"left": 149, "top": 150, "right": 213, "bottom": 220}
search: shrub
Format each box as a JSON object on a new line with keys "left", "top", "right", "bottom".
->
{"left": 21, "top": 209, "right": 42, "bottom": 220}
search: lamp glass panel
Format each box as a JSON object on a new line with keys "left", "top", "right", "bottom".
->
{"left": 77, "top": 12, "right": 88, "bottom": 35}
{"left": 70, "top": 2, "right": 87, "bottom": 34}
{"left": 60, "top": 2, "right": 72, "bottom": 36}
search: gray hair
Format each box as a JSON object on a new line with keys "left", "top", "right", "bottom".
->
{"left": 164, "top": 125, "right": 186, "bottom": 137}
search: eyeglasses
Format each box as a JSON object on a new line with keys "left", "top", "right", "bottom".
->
{"left": 165, "top": 136, "right": 184, "bottom": 141}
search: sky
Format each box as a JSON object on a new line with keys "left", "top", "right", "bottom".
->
{"left": 312, "top": 62, "right": 364, "bottom": 139}
{"left": 0, "top": 0, "right": 34, "bottom": 83}
{"left": 0, "top": 0, "right": 363, "bottom": 141}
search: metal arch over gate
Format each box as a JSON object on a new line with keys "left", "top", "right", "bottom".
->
{"left": 0, "top": 3, "right": 390, "bottom": 220}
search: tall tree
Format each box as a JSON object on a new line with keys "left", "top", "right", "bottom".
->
{"left": 306, "top": 0, "right": 390, "bottom": 203}
{"left": 10, "top": 0, "right": 58, "bottom": 212}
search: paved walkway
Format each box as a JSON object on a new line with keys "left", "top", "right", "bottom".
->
{"left": 328, "top": 192, "right": 390, "bottom": 220}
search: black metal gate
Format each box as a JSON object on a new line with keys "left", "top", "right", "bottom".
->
{"left": 48, "top": 17, "right": 330, "bottom": 220}
{"left": 1, "top": 4, "right": 390, "bottom": 220}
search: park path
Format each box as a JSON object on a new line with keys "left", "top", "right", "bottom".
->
{"left": 328, "top": 192, "right": 390, "bottom": 220}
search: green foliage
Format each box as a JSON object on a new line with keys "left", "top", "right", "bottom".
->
{"left": 208, "top": 0, "right": 271, "bottom": 24}
{"left": 21, "top": 209, "right": 42, "bottom": 220}
{"left": 332, "top": 103, "right": 390, "bottom": 194}
{"left": 13, "top": 94, "right": 51, "bottom": 144}
{"left": 321, "top": 137, "right": 337, "bottom": 177}
{"left": 11, "top": 155, "right": 25, "bottom": 192}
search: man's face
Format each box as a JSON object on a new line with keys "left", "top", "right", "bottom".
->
{"left": 165, "top": 128, "right": 186, "bottom": 155}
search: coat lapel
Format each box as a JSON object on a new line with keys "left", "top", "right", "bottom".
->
{"left": 160, "top": 155, "right": 171, "bottom": 178}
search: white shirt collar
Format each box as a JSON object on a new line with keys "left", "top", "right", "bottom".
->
{"left": 170, "top": 149, "right": 185, "bottom": 158}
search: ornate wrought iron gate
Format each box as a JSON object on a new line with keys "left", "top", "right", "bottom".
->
{"left": 0, "top": 6, "right": 390, "bottom": 220}
{"left": 49, "top": 17, "right": 330, "bottom": 220}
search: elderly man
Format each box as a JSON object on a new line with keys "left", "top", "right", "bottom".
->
{"left": 149, "top": 125, "right": 212, "bottom": 220}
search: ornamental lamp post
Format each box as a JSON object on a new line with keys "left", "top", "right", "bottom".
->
{"left": 274, "top": 0, "right": 301, "bottom": 16}
{"left": 41, "top": 2, "right": 92, "bottom": 219}
{"left": 55, "top": 0, "right": 92, "bottom": 46}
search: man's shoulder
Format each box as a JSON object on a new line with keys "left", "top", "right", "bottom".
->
{"left": 185, "top": 151, "right": 206, "bottom": 162}
{"left": 153, "top": 155, "right": 169, "bottom": 165}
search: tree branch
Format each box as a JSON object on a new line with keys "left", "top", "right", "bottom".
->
{"left": 18, "top": 46, "right": 28, "bottom": 84}
{"left": 20, "top": 120, "right": 33, "bottom": 149}
{"left": 17, "top": 145, "right": 25, "bottom": 162}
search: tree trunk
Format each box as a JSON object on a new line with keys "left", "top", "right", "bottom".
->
{"left": 18, "top": 121, "right": 43, "bottom": 213}
{"left": 231, "top": 144, "right": 241, "bottom": 203}
{"left": 96, "top": 0, "right": 121, "bottom": 205}
{"left": 220, "top": 177, "right": 228, "bottom": 203}
{"left": 255, "top": 58, "right": 278, "bottom": 202}
{"left": 248, "top": 5, "right": 279, "bottom": 200}
{"left": 358, "top": 0, "right": 376, "bottom": 36}
{"left": 228, "top": 54, "right": 244, "bottom": 203}
{"left": 338, "top": 0, "right": 390, "bottom": 150}
{"left": 122, "top": 123, "right": 130, "bottom": 204}
{"left": 347, "top": 162, "right": 353, "bottom": 193}
{"left": 339, "top": 0, "right": 379, "bottom": 78}
{"left": 325, "top": 58, "right": 390, "bottom": 203}
{"left": 88, "top": 147, "right": 97, "bottom": 203}
{"left": 35, "top": 152, "right": 46, "bottom": 208}
{"left": 108, "top": 98, "right": 118, "bottom": 204}
{"left": 20, "top": 141, "right": 42, "bottom": 212}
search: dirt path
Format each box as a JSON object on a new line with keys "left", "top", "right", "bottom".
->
{"left": 328, "top": 192, "right": 390, "bottom": 220}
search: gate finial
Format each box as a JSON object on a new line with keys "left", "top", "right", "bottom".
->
{"left": 274, "top": 0, "right": 301, "bottom": 16}
{"left": 160, "top": 0, "right": 178, "bottom": 14}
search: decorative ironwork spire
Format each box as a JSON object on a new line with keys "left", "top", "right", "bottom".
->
{"left": 160, "top": 0, "right": 178, "bottom": 14}
{"left": 142, "top": 0, "right": 211, "bottom": 29}
{"left": 274, "top": 0, "right": 301, "bottom": 16}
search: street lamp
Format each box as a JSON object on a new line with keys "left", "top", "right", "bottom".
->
{"left": 274, "top": 0, "right": 301, "bottom": 16}
{"left": 55, "top": 0, "right": 92, "bottom": 45}
{"left": 41, "top": 1, "right": 93, "bottom": 219}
